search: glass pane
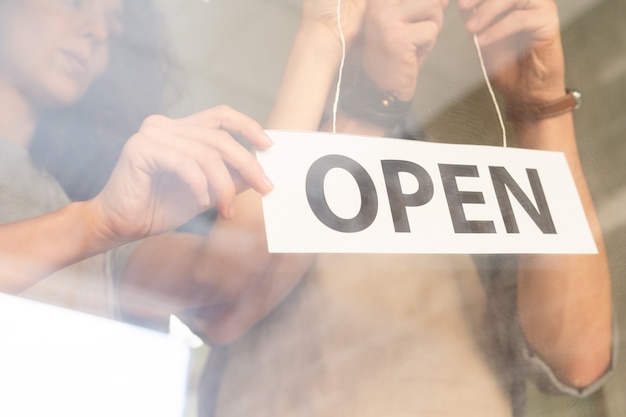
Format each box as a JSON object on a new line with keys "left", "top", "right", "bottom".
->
{"left": 1, "top": 0, "right": 624, "bottom": 416}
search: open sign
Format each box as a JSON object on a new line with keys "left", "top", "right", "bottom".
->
{"left": 258, "top": 131, "right": 596, "bottom": 254}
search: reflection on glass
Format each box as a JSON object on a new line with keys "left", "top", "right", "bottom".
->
{"left": 0, "top": 0, "right": 624, "bottom": 416}
{"left": 0, "top": 293, "right": 190, "bottom": 417}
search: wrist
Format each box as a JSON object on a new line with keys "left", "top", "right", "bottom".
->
{"left": 296, "top": 21, "right": 348, "bottom": 62}
{"left": 338, "top": 67, "right": 412, "bottom": 132}
{"left": 77, "top": 199, "right": 132, "bottom": 252}
{"left": 267, "top": 24, "right": 346, "bottom": 130}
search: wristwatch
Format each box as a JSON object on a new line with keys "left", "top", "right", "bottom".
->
{"left": 338, "top": 69, "right": 413, "bottom": 130}
{"left": 505, "top": 89, "right": 581, "bottom": 122}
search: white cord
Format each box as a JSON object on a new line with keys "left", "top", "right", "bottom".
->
{"left": 332, "top": 3, "right": 505, "bottom": 147}
{"left": 473, "top": 34, "right": 508, "bottom": 147}
{"left": 331, "top": 0, "right": 347, "bottom": 133}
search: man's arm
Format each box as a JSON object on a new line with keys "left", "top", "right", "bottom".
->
{"left": 514, "top": 112, "right": 612, "bottom": 388}
{"left": 459, "top": 0, "right": 612, "bottom": 388}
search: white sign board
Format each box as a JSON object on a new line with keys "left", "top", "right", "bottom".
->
{"left": 258, "top": 131, "right": 597, "bottom": 254}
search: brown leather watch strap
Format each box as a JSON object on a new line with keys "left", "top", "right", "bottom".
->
{"left": 505, "top": 89, "right": 581, "bottom": 122}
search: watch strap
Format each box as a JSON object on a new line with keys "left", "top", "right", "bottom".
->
{"left": 338, "top": 69, "right": 412, "bottom": 130}
{"left": 505, "top": 89, "right": 581, "bottom": 122}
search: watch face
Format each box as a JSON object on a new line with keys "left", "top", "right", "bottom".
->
{"left": 569, "top": 90, "right": 582, "bottom": 109}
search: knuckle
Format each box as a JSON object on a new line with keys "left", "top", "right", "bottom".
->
{"left": 376, "top": 20, "right": 405, "bottom": 47}
{"left": 423, "top": 21, "right": 441, "bottom": 41}
{"left": 204, "top": 105, "right": 236, "bottom": 129}
{"left": 141, "top": 114, "right": 169, "bottom": 128}
{"left": 216, "top": 180, "right": 236, "bottom": 199}
{"left": 366, "top": 5, "right": 388, "bottom": 28}
{"left": 200, "top": 146, "right": 221, "bottom": 165}
{"left": 123, "top": 132, "right": 146, "bottom": 153}
{"left": 211, "top": 104, "right": 234, "bottom": 118}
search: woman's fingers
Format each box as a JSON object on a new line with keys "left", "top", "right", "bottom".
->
{"left": 179, "top": 105, "right": 276, "bottom": 199}
{"left": 126, "top": 125, "right": 226, "bottom": 209}
{"left": 165, "top": 118, "right": 273, "bottom": 195}
{"left": 461, "top": 0, "right": 527, "bottom": 31}
{"left": 134, "top": 112, "right": 273, "bottom": 218}
{"left": 395, "top": 0, "right": 447, "bottom": 26}
{"left": 362, "top": 0, "right": 447, "bottom": 99}
{"left": 97, "top": 106, "right": 275, "bottom": 240}
{"left": 180, "top": 105, "right": 273, "bottom": 151}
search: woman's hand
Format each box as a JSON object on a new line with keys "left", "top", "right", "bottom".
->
{"left": 89, "top": 105, "right": 273, "bottom": 243}
{"left": 362, "top": 0, "right": 449, "bottom": 101}
{"left": 458, "top": 0, "right": 565, "bottom": 103}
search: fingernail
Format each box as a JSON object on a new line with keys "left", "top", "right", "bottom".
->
{"left": 223, "top": 204, "right": 234, "bottom": 220}
{"left": 261, "top": 132, "right": 273, "bottom": 147}
{"left": 262, "top": 173, "right": 274, "bottom": 192}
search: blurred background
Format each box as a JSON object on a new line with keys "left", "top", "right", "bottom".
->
{"left": 153, "top": 0, "right": 626, "bottom": 415}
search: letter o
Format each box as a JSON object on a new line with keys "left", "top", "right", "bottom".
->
{"left": 305, "top": 155, "right": 378, "bottom": 233}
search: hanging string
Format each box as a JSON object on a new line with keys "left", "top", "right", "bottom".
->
{"left": 331, "top": 0, "right": 347, "bottom": 133}
{"left": 331, "top": 3, "right": 506, "bottom": 146}
{"left": 472, "top": 33, "right": 508, "bottom": 147}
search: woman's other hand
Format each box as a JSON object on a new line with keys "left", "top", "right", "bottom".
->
{"left": 363, "top": 0, "right": 450, "bottom": 101}
{"left": 90, "top": 105, "right": 273, "bottom": 243}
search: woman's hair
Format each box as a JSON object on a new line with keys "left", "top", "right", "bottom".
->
{"left": 29, "top": 0, "right": 179, "bottom": 201}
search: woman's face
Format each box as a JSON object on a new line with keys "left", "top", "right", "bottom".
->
{"left": 0, "top": 0, "right": 124, "bottom": 108}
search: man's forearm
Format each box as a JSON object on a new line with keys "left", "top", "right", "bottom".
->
{"left": 514, "top": 112, "right": 612, "bottom": 388}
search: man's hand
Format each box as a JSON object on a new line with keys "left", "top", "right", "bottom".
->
{"left": 458, "top": 0, "right": 566, "bottom": 103}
